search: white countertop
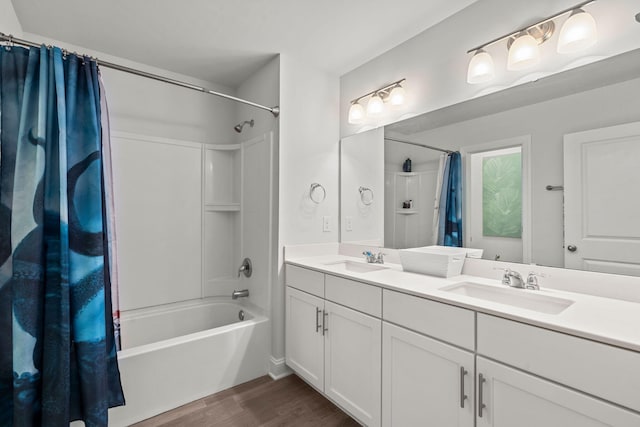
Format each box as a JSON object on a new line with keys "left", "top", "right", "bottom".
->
{"left": 286, "top": 254, "right": 640, "bottom": 353}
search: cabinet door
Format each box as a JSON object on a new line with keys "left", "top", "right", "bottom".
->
{"left": 285, "top": 286, "right": 324, "bottom": 390}
{"left": 382, "top": 322, "right": 474, "bottom": 427}
{"left": 476, "top": 357, "right": 640, "bottom": 427}
{"left": 324, "top": 301, "right": 382, "bottom": 427}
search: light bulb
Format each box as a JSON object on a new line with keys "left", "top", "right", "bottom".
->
{"left": 389, "top": 85, "right": 406, "bottom": 107}
{"left": 507, "top": 33, "right": 541, "bottom": 71}
{"left": 467, "top": 49, "right": 495, "bottom": 84}
{"left": 348, "top": 102, "right": 365, "bottom": 124}
{"left": 367, "top": 93, "right": 384, "bottom": 116}
{"left": 557, "top": 9, "right": 597, "bottom": 54}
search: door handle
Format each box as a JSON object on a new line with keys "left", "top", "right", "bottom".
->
{"left": 315, "top": 307, "right": 322, "bottom": 333}
{"left": 322, "top": 310, "right": 328, "bottom": 336}
{"left": 459, "top": 367, "right": 468, "bottom": 408}
{"left": 478, "top": 373, "right": 486, "bottom": 418}
{"left": 567, "top": 244, "right": 577, "bottom": 252}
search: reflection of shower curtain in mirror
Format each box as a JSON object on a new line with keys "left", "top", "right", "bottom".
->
{"left": 436, "top": 152, "right": 463, "bottom": 247}
{"left": 0, "top": 45, "right": 124, "bottom": 426}
{"left": 432, "top": 153, "right": 447, "bottom": 244}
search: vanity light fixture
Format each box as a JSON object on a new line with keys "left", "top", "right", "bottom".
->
{"left": 467, "top": 49, "right": 495, "bottom": 84}
{"left": 347, "top": 78, "right": 406, "bottom": 124}
{"left": 466, "top": 0, "right": 597, "bottom": 84}
{"left": 389, "top": 84, "right": 406, "bottom": 108}
{"left": 557, "top": 8, "right": 598, "bottom": 53}
{"left": 348, "top": 102, "right": 365, "bottom": 124}
{"left": 367, "top": 92, "right": 385, "bottom": 116}
{"left": 507, "top": 28, "right": 549, "bottom": 71}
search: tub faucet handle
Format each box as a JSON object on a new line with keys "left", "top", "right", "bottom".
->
{"left": 238, "top": 258, "right": 252, "bottom": 278}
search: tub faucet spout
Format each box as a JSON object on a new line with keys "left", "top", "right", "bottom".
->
{"left": 232, "top": 289, "right": 249, "bottom": 300}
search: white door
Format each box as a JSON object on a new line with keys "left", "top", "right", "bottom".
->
{"left": 285, "top": 286, "right": 324, "bottom": 391}
{"left": 324, "top": 301, "right": 382, "bottom": 427}
{"left": 382, "top": 322, "right": 474, "bottom": 427}
{"left": 463, "top": 136, "right": 531, "bottom": 263}
{"left": 476, "top": 357, "right": 640, "bottom": 427}
{"left": 564, "top": 122, "right": 640, "bottom": 276}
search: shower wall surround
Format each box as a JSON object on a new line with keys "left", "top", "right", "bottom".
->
{"left": 112, "top": 132, "right": 274, "bottom": 313}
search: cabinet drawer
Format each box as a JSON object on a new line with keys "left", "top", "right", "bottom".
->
{"left": 286, "top": 264, "right": 324, "bottom": 297}
{"left": 383, "top": 290, "right": 475, "bottom": 350}
{"left": 325, "top": 274, "right": 382, "bottom": 317}
{"left": 477, "top": 314, "right": 640, "bottom": 412}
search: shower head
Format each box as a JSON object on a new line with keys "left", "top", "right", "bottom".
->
{"left": 234, "top": 119, "right": 254, "bottom": 133}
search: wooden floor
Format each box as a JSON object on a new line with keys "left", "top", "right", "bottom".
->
{"left": 132, "top": 374, "right": 360, "bottom": 426}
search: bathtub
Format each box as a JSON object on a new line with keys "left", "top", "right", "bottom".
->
{"left": 107, "top": 298, "right": 269, "bottom": 426}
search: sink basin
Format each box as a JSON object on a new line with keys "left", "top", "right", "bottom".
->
{"left": 323, "top": 260, "right": 389, "bottom": 273}
{"left": 440, "top": 282, "right": 574, "bottom": 315}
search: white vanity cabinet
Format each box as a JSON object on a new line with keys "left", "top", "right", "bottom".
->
{"left": 475, "top": 313, "right": 640, "bottom": 426}
{"left": 475, "top": 357, "right": 640, "bottom": 427}
{"left": 382, "top": 322, "right": 474, "bottom": 427}
{"left": 285, "top": 261, "right": 640, "bottom": 427}
{"left": 324, "top": 300, "right": 381, "bottom": 427}
{"left": 285, "top": 265, "right": 382, "bottom": 427}
{"left": 285, "top": 286, "right": 325, "bottom": 390}
{"left": 382, "top": 290, "right": 476, "bottom": 427}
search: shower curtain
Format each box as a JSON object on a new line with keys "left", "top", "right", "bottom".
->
{"left": 435, "top": 152, "right": 463, "bottom": 247}
{"left": 0, "top": 45, "right": 124, "bottom": 426}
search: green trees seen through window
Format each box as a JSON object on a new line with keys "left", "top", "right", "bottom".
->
{"left": 482, "top": 152, "right": 522, "bottom": 238}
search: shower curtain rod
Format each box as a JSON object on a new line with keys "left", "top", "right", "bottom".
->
{"left": 385, "top": 137, "right": 452, "bottom": 154}
{"left": 0, "top": 32, "right": 280, "bottom": 117}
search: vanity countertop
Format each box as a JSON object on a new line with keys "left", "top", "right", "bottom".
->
{"left": 286, "top": 254, "right": 640, "bottom": 353}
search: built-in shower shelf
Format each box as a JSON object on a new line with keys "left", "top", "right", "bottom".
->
{"left": 396, "top": 209, "right": 417, "bottom": 215}
{"left": 206, "top": 203, "right": 241, "bottom": 212}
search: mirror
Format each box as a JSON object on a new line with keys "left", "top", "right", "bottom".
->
{"left": 340, "top": 48, "right": 640, "bottom": 276}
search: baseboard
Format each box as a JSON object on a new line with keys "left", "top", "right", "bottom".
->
{"left": 269, "top": 356, "right": 293, "bottom": 380}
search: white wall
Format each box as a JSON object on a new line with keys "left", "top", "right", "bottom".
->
{"left": 340, "top": 0, "right": 640, "bottom": 137}
{"left": 407, "top": 76, "right": 640, "bottom": 268}
{"left": 235, "top": 56, "right": 279, "bottom": 142}
{"left": 340, "top": 128, "right": 384, "bottom": 245}
{"left": 0, "top": 0, "right": 22, "bottom": 36}
{"left": 273, "top": 53, "right": 340, "bottom": 368}
{"left": 22, "top": 33, "right": 238, "bottom": 145}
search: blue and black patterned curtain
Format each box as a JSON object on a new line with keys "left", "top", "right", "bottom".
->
{"left": 0, "top": 45, "right": 124, "bottom": 426}
{"left": 437, "top": 151, "right": 463, "bottom": 247}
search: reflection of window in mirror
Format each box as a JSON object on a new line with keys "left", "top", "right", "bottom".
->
{"left": 481, "top": 148, "right": 522, "bottom": 239}
{"left": 465, "top": 136, "right": 530, "bottom": 264}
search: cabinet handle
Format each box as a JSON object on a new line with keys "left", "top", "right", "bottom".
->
{"left": 478, "top": 373, "right": 486, "bottom": 418}
{"left": 459, "top": 367, "right": 468, "bottom": 408}
{"left": 315, "top": 307, "right": 322, "bottom": 333}
{"left": 322, "top": 310, "right": 328, "bottom": 336}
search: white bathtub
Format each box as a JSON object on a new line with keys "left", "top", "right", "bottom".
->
{"left": 107, "top": 298, "right": 269, "bottom": 426}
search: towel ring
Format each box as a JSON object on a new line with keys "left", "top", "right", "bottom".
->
{"left": 359, "top": 186, "right": 374, "bottom": 205}
{"left": 309, "top": 183, "right": 326, "bottom": 204}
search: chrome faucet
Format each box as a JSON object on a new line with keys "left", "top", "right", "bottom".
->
{"left": 232, "top": 289, "right": 249, "bottom": 299}
{"left": 502, "top": 268, "right": 524, "bottom": 288}
{"left": 238, "top": 257, "right": 252, "bottom": 278}
{"left": 525, "top": 272, "right": 540, "bottom": 290}
{"left": 363, "top": 251, "right": 385, "bottom": 264}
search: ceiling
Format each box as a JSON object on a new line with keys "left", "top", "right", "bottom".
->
{"left": 11, "top": 0, "right": 477, "bottom": 87}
